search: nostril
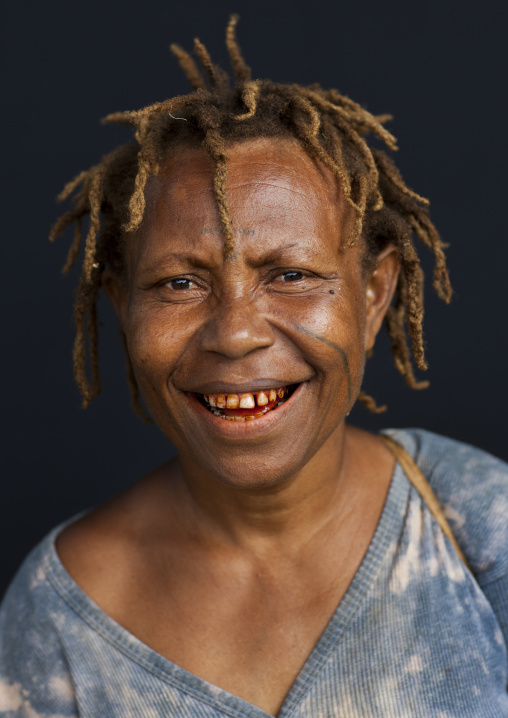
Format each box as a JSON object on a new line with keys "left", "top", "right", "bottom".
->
{"left": 199, "top": 306, "right": 275, "bottom": 358}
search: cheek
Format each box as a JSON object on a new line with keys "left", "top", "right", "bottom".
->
{"left": 317, "top": 291, "right": 367, "bottom": 397}
{"left": 267, "top": 292, "right": 367, "bottom": 423}
{"left": 288, "top": 290, "right": 366, "bottom": 364}
{"left": 125, "top": 302, "right": 189, "bottom": 390}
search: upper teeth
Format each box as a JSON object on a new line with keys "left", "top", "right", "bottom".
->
{"left": 239, "top": 394, "right": 255, "bottom": 408}
{"left": 203, "top": 388, "right": 285, "bottom": 408}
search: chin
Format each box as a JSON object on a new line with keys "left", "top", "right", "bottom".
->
{"left": 197, "top": 453, "right": 305, "bottom": 490}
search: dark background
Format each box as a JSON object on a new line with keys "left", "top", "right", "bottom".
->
{"left": 1, "top": 0, "right": 506, "bottom": 597}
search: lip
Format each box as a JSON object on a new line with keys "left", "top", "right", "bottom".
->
{"left": 181, "top": 381, "right": 307, "bottom": 439}
{"left": 182, "top": 379, "right": 298, "bottom": 395}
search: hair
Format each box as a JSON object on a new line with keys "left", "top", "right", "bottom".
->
{"left": 50, "top": 15, "right": 451, "bottom": 420}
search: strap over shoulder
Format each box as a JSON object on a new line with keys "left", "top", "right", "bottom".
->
{"left": 380, "top": 434, "right": 469, "bottom": 568}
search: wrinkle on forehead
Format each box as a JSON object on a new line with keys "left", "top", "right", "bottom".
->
{"left": 148, "top": 138, "right": 345, "bottom": 210}
{"left": 132, "top": 138, "right": 353, "bottom": 268}
{"left": 228, "top": 181, "right": 315, "bottom": 202}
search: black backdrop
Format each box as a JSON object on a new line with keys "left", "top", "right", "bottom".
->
{"left": 2, "top": 0, "right": 507, "bottom": 597}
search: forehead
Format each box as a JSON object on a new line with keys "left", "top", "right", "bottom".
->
{"left": 132, "top": 137, "right": 353, "bottom": 267}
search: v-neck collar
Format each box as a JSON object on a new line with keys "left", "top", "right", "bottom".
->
{"left": 45, "top": 462, "right": 409, "bottom": 718}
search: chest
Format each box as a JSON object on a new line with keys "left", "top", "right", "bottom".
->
{"left": 58, "top": 460, "right": 392, "bottom": 715}
{"left": 62, "top": 542, "right": 508, "bottom": 718}
{"left": 107, "top": 550, "right": 361, "bottom": 716}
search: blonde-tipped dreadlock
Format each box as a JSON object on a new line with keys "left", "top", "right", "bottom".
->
{"left": 50, "top": 15, "right": 452, "bottom": 416}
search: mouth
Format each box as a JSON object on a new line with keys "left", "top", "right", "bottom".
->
{"left": 195, "top": 385, "right": 297, "bottom": 421}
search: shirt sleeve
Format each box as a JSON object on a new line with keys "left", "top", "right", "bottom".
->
{"left": 0, "top": 553, "right": 79, "bottom": 717}
{"left": 389, "top": 428, "right": 508, "bottom": 648}
{"left": 479, "top": 573, "right": 508, "bottom": 652}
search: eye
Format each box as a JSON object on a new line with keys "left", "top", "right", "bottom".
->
{"left": 167, "top": 278, "right": 196, "bottom": 290}
{"left": 281, "top": 271, "right": 305, "bottom": 282}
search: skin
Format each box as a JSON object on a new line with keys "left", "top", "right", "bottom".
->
{"left": 57, "top": 137, "right": 400, "bottom": 716}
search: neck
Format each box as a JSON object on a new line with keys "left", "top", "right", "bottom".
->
{"left": 174, "top": 423, "right": 357, "bottom": 550}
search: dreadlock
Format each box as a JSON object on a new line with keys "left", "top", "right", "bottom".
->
{"left": 50, "top": 14, "right": 452, "bottom": 418}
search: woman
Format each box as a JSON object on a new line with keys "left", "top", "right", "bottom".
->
{"left": 1, "top": 17, "right": 507, "bottom": 717}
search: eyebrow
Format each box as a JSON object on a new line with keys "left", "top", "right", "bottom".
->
{"left": 141, "top": 242, "right": 308, "bottom": 275}
{"left": 141, "top": 252, "right": 216, "bottom": 274}
{"left": 246, "top": 242, "right": 302, "bottom": 267}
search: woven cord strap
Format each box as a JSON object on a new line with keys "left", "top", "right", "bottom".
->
{"left": 380, "top": 435, "right": 469, "bottom": 568}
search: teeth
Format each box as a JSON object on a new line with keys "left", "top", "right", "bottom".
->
{"left": 226, "top": 394, "right": 240, "bottom": 409}
{"left": 256, "top": 391, "right": 268, "bottom": 406}
{"left": 201, "top": 386, "right": 291, "bottom": 412}
{"left": 239, "top": 393, "right": 255, "bottom": 408}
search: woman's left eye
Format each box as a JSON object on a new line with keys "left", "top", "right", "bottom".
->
{"left": 281, "top": 271, "right": 305, "bottom": 282}
{"left": 167, "top": 278, "right": 195, "bottom": 290}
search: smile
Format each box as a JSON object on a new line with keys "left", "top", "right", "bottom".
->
{"left": 196, "top": 386, "right": 296, "bottom": 421}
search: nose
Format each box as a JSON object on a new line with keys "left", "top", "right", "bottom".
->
{"left": 198, "top": 295, "right": 275, "bottom": 359}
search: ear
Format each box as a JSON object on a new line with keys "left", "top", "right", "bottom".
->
{"left": 364, "top": 245, "right": 399, "bottom": 352}
{"left": 101, "top": 269, "right": 128, "bottom": 331}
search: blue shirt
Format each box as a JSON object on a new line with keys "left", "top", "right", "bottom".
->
{"left": 1, "top": 429, "right": 508, "bottom": 717}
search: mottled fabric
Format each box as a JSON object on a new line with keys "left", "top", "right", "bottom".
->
{"left": 1, "top": 429, "right": 508, "bottom": 717}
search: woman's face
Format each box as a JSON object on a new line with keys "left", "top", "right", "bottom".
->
{"left": 106, "top": 138, "right": 397, "bottom": 488}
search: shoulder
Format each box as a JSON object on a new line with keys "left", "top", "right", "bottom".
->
{"left": 55, "top": 460, "right": 181, "bottom": 617}
{"left": 383, "top": 428, "right": 508, "bottom": 582}
{"left": 0, "top": 530, "right": 78, "bottom": 714}
{"left": 1, "top": 531, "right": 61, "bottom": 631}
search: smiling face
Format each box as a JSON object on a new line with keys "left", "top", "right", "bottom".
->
{"left": 104, "top": 137, "right": 398, "bottom": 488}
